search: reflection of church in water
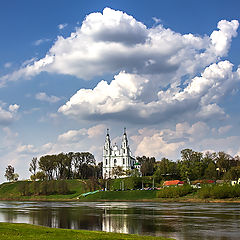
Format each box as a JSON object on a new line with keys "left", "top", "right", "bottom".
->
{"left": 102, "top": 206, "right": 141, "bottom": 234}
{"left": 102, "top": 128, "right": 140, "bottom": 179}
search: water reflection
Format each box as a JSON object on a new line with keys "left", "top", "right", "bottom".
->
{"left": 0, "top": 201, "right": 240, "bottom": 240}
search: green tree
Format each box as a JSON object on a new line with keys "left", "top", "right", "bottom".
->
{"left": 154, "top": 158, "right": 178, "bottom": 181}
{"left": 39, "top": 155, "right": 56, "bottom": 180}
{"left": 40, "top": 181, "right": 48, "bottom": 195}
{"left": 223, "top": 166, "right": 240, "bottom": 180}
{"left": 112, "top": 166, "right": 125, "bottom": 178}
{"left": 178, "top": 149, "right": 204, "bottom": 181}
{"left": 137, "top": 156, "right": 155, "bottom": 176}
{"left": 18, "top": 181, "right": 30, "bottom": 196}
{"left": 35, "top": 171, "right": 46, "bottom": 181}
{"left": 204, "top": 162, "right": 217, "bottom": 180}
{"left": 29, "top": 157, "right": 38, "bottom": 180}
{"left": 4, "top": 165, "right": 16, "bottom": 181}
{"left": 216, "top": 152, "right": 233, "bottom": 178}
{"left": 57, "top": 180, "right": 69, "bottom": 194}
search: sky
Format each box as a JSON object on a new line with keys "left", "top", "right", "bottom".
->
{"left": 0, "top": 0, "right": 240, "bottom": 182}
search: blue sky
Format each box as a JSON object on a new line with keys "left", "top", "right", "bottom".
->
{"left": 0, "top": 0, "right": 240, "bottom": 181}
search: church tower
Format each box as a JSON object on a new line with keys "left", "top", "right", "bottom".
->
{"left": 102, "top": 128, "right": 139, "bottom": 179}
{"left": 103, "top": 129, "right": 111, "bottom": 179}
{"left": 121, "top": 127, "right": 129, "bottom": 155}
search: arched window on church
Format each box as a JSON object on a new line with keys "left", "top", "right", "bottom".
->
{"left": 106, "top": 159, "right": 107, "bottom": 165}
{"left": 123, "top": 158, "right": 125, "bottom": 164}
{"left": 114, "top": 159, "right": 117, "bottom": 166}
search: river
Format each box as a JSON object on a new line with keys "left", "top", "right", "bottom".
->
{"left": 0, "top": 201, "right": 239, "bottom": 239}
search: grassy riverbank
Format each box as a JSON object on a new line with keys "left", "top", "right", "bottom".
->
{"left": 1, "top": 180, "right": 240, "bottom": 203}
{"left": 0, "top": 180, "right": 87, "bottom": 201}
{"left": 0, "top": 223, "right": 173, "bottom": 240}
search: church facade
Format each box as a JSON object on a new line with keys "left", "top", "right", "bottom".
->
{"left": 102, "top": 128, "right": 140, "bottom": 179}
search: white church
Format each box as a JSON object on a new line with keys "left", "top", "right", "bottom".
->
{"left": 102, "top": 128, "right": 141, "bottom": 179}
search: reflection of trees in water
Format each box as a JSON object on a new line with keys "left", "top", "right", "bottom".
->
{"left": 2, "top": 203, "right": 239, "bottom": 239}
{"left": 29, "top": 206, "right": 103, "bottom": 231}
{"left": 2, "top": 208, "right": 18, "bottom": 222}
{"left": 29, "top": 207, "right": 55, "bottom": 227}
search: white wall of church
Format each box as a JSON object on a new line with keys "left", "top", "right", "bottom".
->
{"left": 102, "top": 129, "right": 137, "bottom": 179}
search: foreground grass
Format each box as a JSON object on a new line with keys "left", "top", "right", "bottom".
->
{"left": 0, "top": 223, "right": 173, "bottom": 240}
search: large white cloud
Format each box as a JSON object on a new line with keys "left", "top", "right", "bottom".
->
{"left": 1, "top": 8, "right": 239, "bottom": 123}
{"left": 1, "top": 8, "right": 238, "bottom": 84}
{"left": 59, "top": 61, "right": 240, "bottom": 123}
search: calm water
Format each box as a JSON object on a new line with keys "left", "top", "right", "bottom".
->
{"left": 0, "top": 201, "right": 239, "bottom": 240}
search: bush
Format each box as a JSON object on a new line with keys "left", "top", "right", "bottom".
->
{"left": 197, "top": 184, "right": 240, "bottom": 199}
{"left": 157, "top": 185, "right": 193, "bottom": 198}
{"left": 19, "top": 180, "right": 70, "bottom": 196}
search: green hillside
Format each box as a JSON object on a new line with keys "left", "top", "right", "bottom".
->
{"left": 81, "top": 189, "right": 157, "bottom": 201}
{"left": 0, "top": 180, "right": 89, "bottom": 200}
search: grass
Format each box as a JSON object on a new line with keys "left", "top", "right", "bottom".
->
{"left": 0, "top": 223, "right": 174, "bottom": 240}
{"left": 0, "top": 180, "right": 88, "bottom": 201}
{"left": 81, "top": 189, "right": 157, "bottom": 201}
{"left": 2, "top": 179, "right": 240, "bottom": 202}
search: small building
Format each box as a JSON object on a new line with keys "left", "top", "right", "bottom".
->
{"left": 231, "top": 178, "right": 240, "bottom": 186}
{"left": 191, "top": 180, "right": 215, "bottom": 188}
{"left": 163, "top": 180, "right": 184, "bottom": 187}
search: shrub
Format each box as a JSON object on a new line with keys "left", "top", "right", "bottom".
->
{"left": 157, "top": 185, "right": 193, "bottom": 198}
{"left": 197, "top": 184, "right": 240, "bottom": 199}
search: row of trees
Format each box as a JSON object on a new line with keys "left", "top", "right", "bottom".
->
{"left": 152, "top": 149, "right": 240, "bottom": 182}
{"left": 29, "top": 152, "right": 102, "bottom": 181}
{"left": 4, "top": 149, "right": 240, "bottom": 183}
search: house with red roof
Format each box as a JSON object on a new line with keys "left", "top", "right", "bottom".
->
{"left": 163, "top": 180, "right": 185, "bottom": 187}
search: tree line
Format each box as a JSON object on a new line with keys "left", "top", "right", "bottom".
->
{"left": 138, "top": 149, "right": 240, "bottom": 182}
{"left": 4, "top": 149, "right": 240, "bottom": 184}
{"left": 29, "top": 152, "right": 102, "bottom": 181}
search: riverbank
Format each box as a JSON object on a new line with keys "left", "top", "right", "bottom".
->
{"left": 0, "top": 223, "right": 173, "bottom": 240}
{"left": 1, "top": 180, "right": 240, "bottom": 203}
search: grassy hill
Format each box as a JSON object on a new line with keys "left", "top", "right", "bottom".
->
{"left": 0, "top": 180, "right": 89, "bottom": 201}
{"left": 2, "top": 179, "right": 240, "bottom": 202}
{"left": 0, "top": 179, "right": 159, "bottom": 201}
{"left": 81, "top": 189, "right": 157, "bottom": 201}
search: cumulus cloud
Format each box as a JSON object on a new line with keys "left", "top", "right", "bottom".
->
{"left": 16, "top": 144, "right": 36, "bottom": 154}
{"left": 1, "top": 8, "right": 238, "bottom": 83}
{"left": 58, "top": 124, "right": 106, "bottom": 142}
{"left": 35, "top": 92, "right": 61, "bottom": 103}
{"left": 218, "top": 125, "right": 232, "bottom": 134}
{"left": 1, "top": 8, "right": 239, "bottom": 124}
{"left": 0, "top": 103, "right": 20, "bottom": 125}
{"left": 132, "top": 122, "right": 240, "bottom": 159}
{"left": 59, "top": 61, "right": 240, "bottom": 123}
